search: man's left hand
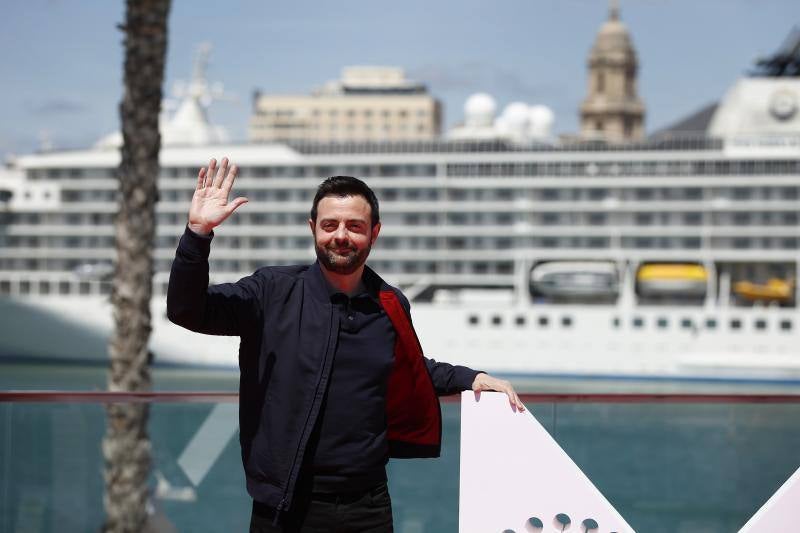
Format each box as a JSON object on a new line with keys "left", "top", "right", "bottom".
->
{"left": 471, "top": 373, "right": 525, "bottom": 412}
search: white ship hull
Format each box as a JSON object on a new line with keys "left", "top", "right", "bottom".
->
{"left": 6, "top": 294, "right": 800, "bottom": 383}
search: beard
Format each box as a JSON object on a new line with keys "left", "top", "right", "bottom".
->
{"left": 315, "top": 240, "right": 372, "bottom": 275}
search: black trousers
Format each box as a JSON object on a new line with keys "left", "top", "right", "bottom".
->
{"left": 249, "top": 482, "right": 393, "bottom": 533}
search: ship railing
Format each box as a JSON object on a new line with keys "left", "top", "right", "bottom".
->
{"left": 284, "top": 134, "right": 723, "bottom": 155}
{"left": 1, "top": 390, "right": 799, "bottom": 532}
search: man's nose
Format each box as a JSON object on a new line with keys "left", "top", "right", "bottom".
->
{"left": 333, "top": 224, "right": 348, "bottom": 241}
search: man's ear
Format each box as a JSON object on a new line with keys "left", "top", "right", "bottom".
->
{"left": 370, "top": 222, "right": 381, "bottom": 245}
{"left": 308, "top": 218, "right": 315, "bottom": 235}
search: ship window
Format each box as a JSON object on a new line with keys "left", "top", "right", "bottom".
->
{"left": 684, "top": 213, "right": 702, "bottom": 225}
{"left": 588, "top": 188, "right": 606, "bottom": 200}
{"left": 561, "top": 316, "right": 573, "bottom": 328}
{"left": 588, "top": 213, "right": 606, "bottom": 225}
{"left": 781, "top": 187, "right": 798, "bottom": 199}
{"left": 612, "top": 317, "right": 620, "bottom": 328}
{"left": 491, "top": 315, "right": 502, "bottom": 326}
{"left": 58, "top": 281, "right": 70, "bottom": 295}
{"left": 705, "top": 318, "right": 717, "bottom": 330}
{"left": 680, "top": 318, "right": 694, "bottom": 330}
{"left": 542, "top": 189, "right": 559, "bottom": 201}
{"left": 780, "top": 320, "right": 792, "bottom": 331}
{"left": 0, "top": 281, "right": 9, "bottom": 295}
{"left": 515, "top": 316, "right": 526, "bottom": 326}
{"left": 754, "top": 319, "right": 767, "bottom": 331}
{"left": 20, "top": 281, "right": 30, "bottom": 294}
{"left": 468, "top": 315, "right": 479, "bottom": 326}
{"left": 542, "top": 213, "right": 559, "bottom": 225}
{"left": 657, "top": 318, "right": 668, "bottom": 329}
{"left": 538, "top": 316, "right": 549, "bottom": 327}
{"left": 632, "top": 317, "right": 644, "bottom": 328}
{"left": 38, "top": 281, "right": 50, "bottom": 295}
{"left": 732, "top": 188, "right": 750, "bottom": 200}
{"left": 730, "top": 319, "right": 742, "bottom": 330}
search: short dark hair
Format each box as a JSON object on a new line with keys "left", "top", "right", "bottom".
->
{"left": 310, "top": 176, "right": 380, "bottom": 227}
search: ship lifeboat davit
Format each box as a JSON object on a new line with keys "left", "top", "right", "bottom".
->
{"left": 530, "top": 261, "right": 619, "bottom": 300}
{"left": 636, "top": 263, "right": 707, "bottom": 296}
{"left": 733, "top": 278, "right": 795, "bottom": 303}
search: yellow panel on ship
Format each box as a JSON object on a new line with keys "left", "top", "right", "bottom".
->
{"left": 637, "top": 264, "right": 707, "bottom": 296}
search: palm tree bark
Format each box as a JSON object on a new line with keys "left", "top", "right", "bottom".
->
{"left": 103, "top": 1, "right": 171, "bottom": 531}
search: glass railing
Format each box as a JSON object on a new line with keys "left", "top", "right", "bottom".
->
{"left": 1, "top": 391, "right": 799, "bottom": 533}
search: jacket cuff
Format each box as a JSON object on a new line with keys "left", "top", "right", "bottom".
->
{"left": 462, "top": 368, "right": 483, "bottom": 390}
{"left": 177, "top": 225, "right": 214, "bottom": 261}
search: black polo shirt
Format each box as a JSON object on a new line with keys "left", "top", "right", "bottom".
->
{"left": 305, "top": 279, "right": 397, "bottom": 493}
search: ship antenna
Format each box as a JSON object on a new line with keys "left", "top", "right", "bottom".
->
{"left": 189, "top": 42, "right": 212, "bottom": 101}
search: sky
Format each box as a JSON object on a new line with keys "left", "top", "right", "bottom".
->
{"left": 0, "top": 0, "right": 798, "bottom": 159}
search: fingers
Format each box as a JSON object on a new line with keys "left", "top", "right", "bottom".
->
{"left": 205, "top": 158, "right": 217, "bottom": 188}
{"left": 226, "top": 196, "right": 249, "bottom": 215}
{"left": 497, "top": 381, "right": 525, "bottom": 412}
{"left": 221, "top": 164, "right": 239, "bottom": 196}
{"left": 473, "top": 374, "right": 525, "bottom": 412}
{"left": 212, "top": 157, "right": 229, "bottom": 188}
{"left": 196, "top": 167, "right": 207, "bottom": 190}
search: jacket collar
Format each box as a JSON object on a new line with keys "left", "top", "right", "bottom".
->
{"left": 302, "top": 261, "right": 388, "bottom": 305}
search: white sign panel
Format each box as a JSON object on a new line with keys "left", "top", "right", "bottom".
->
{"left": 459, "top": 391, "right": 634, "bottom": 533}
{"left": 738, "top": 465, "right": 800, "bottom": 532}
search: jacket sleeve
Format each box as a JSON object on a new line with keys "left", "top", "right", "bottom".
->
{"left": 424, "top": 357, "right": 481, "bottom": 396}
{"left": 167, "top": 226, "right": 265, "bottom": 337}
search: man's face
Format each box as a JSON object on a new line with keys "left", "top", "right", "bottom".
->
{"left": 310, "top": 194, "right": 381, "bottom": 275}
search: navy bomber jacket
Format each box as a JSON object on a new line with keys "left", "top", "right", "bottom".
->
{"left": 167, "top": 227, "right": 479, "bottom": 512}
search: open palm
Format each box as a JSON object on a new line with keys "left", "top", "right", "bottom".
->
{"left": 188, "top": 157, "right": 248, "bottom": 235}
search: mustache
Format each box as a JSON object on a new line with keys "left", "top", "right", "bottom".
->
{"left": 326, "top": 243, "right": 357, "bottom": 252}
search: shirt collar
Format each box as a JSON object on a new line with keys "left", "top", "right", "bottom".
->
{"left": 315, "top": 261, "right": 378, "bottom": 302}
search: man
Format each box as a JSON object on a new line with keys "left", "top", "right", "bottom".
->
{"left": 168, "top": 158, "right": 524, "bottom": 532}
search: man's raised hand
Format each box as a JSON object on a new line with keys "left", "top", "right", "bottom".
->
{"left": 188, "top": 157, "right": 248, "bottom": 236}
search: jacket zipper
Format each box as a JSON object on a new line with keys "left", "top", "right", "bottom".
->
{"left": 274, "top": 306, "right": 337, "bottom": 524}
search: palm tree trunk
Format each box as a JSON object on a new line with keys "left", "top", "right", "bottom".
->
{"left": 103, "top": 1, "right": 171, "bottom": 531}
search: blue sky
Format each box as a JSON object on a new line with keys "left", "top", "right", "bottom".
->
{"left": 0, "top": 0, "right": 798, "bottom": 158}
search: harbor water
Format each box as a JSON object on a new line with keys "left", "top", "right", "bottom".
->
{"left": 2, "top": 362, "right": 799, "bottom": 532}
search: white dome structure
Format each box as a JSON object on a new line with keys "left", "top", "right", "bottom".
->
{"left": 498, "top": 102, "right": 530, "bottom": 134}
{"left": 464, "top": 93, "right": 497, "bottom": 127}
{"left": 527, "top": 105, "right": 555, "bottom": 139}
{"left": 449, "top": 93, "right": 556, "bottom": 143}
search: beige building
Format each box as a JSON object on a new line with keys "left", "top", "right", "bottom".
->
{"left": 580, "top": 1, "right": 645, "bottom": 142}
{"left": 249, "top": 67, "right": 442, "bottom": 143}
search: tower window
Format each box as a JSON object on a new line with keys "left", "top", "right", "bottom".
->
{"left": 597, "top": 72, "right": 605, "bottom": 93}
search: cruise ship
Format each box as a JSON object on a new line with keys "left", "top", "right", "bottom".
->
{"left": 2, "top": 19, "right": 800, "bottom": 382}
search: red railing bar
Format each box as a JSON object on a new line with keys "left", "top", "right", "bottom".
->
{"left": 0, "top": 391, "right": 799, "bottom": 404}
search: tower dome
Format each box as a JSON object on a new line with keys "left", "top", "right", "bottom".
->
{"left": 579, "top": 0, "right": 645, "bottom": 143}
{"left": 592, "top": 3, "right": 635, "bottom": 58}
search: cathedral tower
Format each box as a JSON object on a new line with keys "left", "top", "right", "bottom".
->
{"left": 580, "top": 0, "right": 645, "bottom": 142}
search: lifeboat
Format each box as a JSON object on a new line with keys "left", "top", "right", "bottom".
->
{"left": 530, "top": 261, "right": 619, "bottom": 299}
{"left": 637, "top": 263, "right": 707, "bottom": 296}
{"left": 733, "top": 278, "right": 795, "bottom": 303}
